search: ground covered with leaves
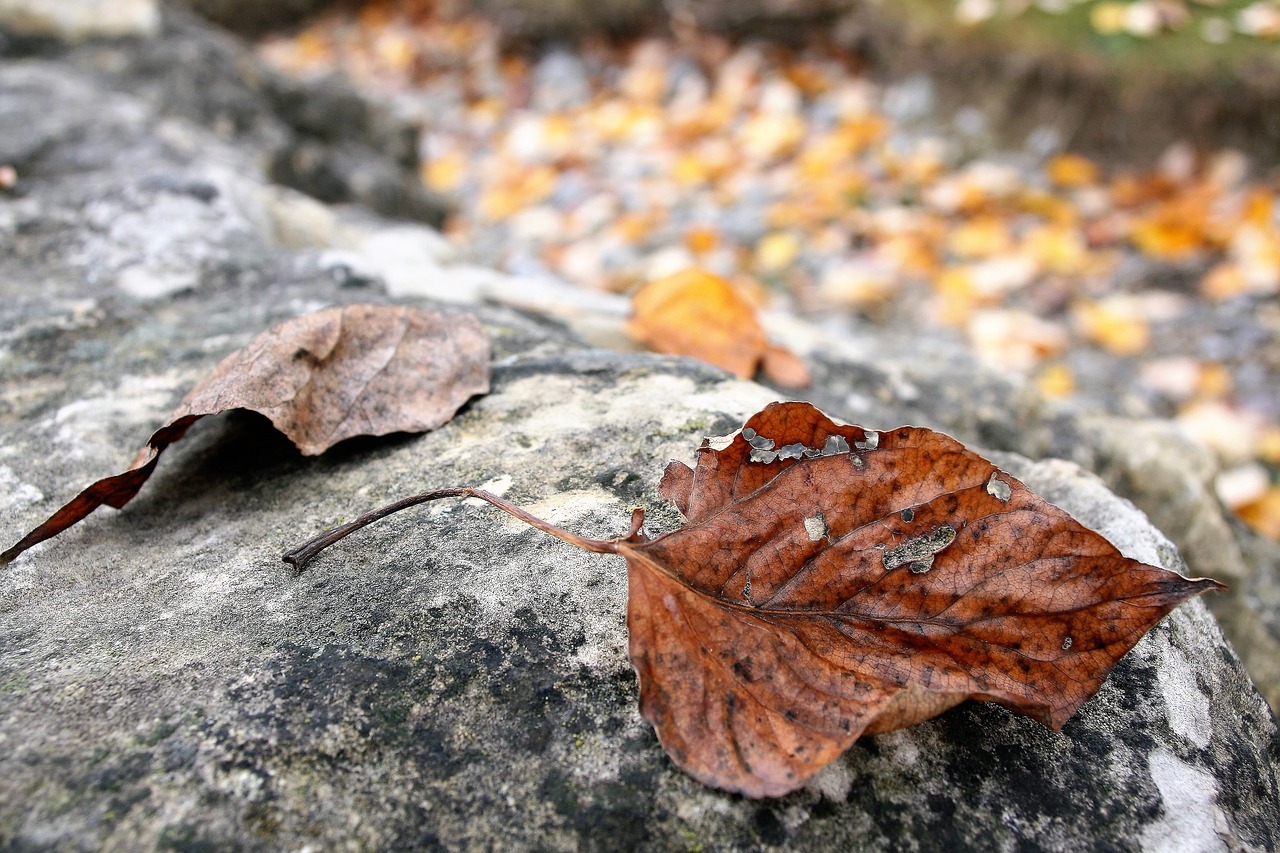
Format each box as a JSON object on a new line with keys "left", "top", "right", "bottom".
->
{"left": 259, "top": 0, "right": 1280, "bottom": 541}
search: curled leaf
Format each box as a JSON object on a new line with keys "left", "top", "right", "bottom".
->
{"left": 3, "top": 304, "right": 489, "bottom": 564}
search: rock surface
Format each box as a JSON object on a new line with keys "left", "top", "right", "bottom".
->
{"left": 1, "top": 5, "right": 445, "bottom": 228}
{"left": 1, "top": 9, "right": 1278, "bottom": 852}
{"left": 0, "top": 0, "right": 159, "bottom": 40}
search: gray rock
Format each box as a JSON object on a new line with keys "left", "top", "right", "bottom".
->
{"left": 0, "top": 0, "right": 159, "bottom": 41}
{"left": 1, "top": 13, "right": 1278, "bottom": 851}
{"left": 1, "top": 6, "right": 445, "bottom": 227}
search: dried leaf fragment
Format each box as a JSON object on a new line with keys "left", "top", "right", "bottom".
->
{"left": 3, "top": 304, "right": 489, "bottom": 564}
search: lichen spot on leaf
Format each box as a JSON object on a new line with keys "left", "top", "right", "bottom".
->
{"left": 986, "top": 471, "right": 1012, "bottom": 502}
{"left": 883, "top": 524, "right": 958, "bottom": 571}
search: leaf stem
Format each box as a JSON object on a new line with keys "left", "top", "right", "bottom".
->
{"left": 283, "top": 487, "right": 643, "bottom": 570}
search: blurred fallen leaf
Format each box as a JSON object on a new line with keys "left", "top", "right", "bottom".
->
{"left": 626, "top": 268, "right": 807, "bottom": 385}
{"left": 1073, "top": 298, "right": 1152, "bottom": 356}
{"left": 1047, "top": 154, "right": 1100, "bottom": 189}
{"left": 1238, "top": 487, "right": 1280, "bottom": 539}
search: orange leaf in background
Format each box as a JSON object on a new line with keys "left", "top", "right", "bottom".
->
{"left": 627, "top": 269, "right": 765, "bottom": 378}
{"left": 1130, "top": 206, "right": 1205, "bottom": 260}
{"left": 626, "top": 269, "right": 807, "bottom": 385}
{"left": 1238, "top": 488, "right": 1280, "bottom": 540}
{"left": 684, "top": 224, "right": 721, "bottom": 254}
{"left": 1047, "top": 154, "right": 1100, "bottom": 189}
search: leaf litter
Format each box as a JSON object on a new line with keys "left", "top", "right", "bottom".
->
{"left": 283, "top": 400, "right": 1222, "bottom": 798}
{"left": 257, "top": 2, "right": 1280, "bottom": 540}
{"left": 2, "top": 304, "right": 490, "bottom": 564}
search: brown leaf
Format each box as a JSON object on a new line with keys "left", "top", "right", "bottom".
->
{"left": 621, "top": 401, "right": 1221, "bottom": 797}
{"left": 3, "top": 304, "right": 489, "bottom": 564}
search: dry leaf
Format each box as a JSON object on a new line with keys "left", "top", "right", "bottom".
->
{"left": 626, "top": 268, "right": 808, "bottom": 387}
{"left": 285, "top": 401, "right": 1220, "bottom": 799}
{"left": 624, "top": 402, "right": 1220, "bottom": 795}
{"left": 627, "top": 269, "right": 766, "bottom": 378}
{"left": 3, "top": 304, "right": 489, "bottom": 564}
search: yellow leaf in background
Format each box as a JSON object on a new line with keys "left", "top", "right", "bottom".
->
{"left": 947, "top": 216, "right": 1013, "bottom": 259}
{"left": 1090, "top": 1, "right": 1128, "bottom": 33}
{"left": 1074, "top": 298, "right": 1151, "bottom": 356}
{"left": 626, "top": 268, "right": 767, "bottom": 378}
{"left": 1047, "top": 154, "right": 1100, "bottom": 189}
{"left": 782, "top": 61, "right": 831, "bottom": 97}
{"left": 967, "top": 309, "right": 1069, "bottom": 372}
{"left": 671, "top": 151, "right": 711, "bottom": 187}
{"left": 755, "top": 231, "right": 801, "bottom": 273}
{"left": 1178, "top": 399, "right": 1264, "bottom": 463}
{"left": 620, "top": 57, "right": 667, "bottom": 103}
{"left": 838, "top": 115, "right": 890, "bottom": 154}
{"left": 1242, "top": 189, "right": 1277, "bottom": 226}
{"left": 1023, "top": 224, "right": 1090, "bottom": 274}
{"left": 1036, "top": 363, "right": 1077, "bottom": 399}
{"left": 478, "top": 165, "right": 557, "bottom": 221}
{"left": 742, "top": 113, "right": 806, "bottom": 162}
{"left": 423, "top": 151, "right": 466, "bottom": 192}
{"left": 293, "top": 28, "right": 333, "bottom": 64}
{"left": 1258, "top": 428, "right": 1280, "bottom": 465}
{"left": 374, "top": 31, "right": 415, "bottom": 71}
{"left": 1018, "top": 190, "right": 1079, "bottom": 225}
{"left": 1228, "top": 226, "right": 1280, "bottom": 295}
{"left": 932, "top": 266, "right": 978, "bottom": 325}
{"left": 798, "top": 132, "right": 853, "bottom": 178}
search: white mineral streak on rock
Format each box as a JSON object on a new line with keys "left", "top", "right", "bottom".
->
{"left": 1153, "top": 635, "right": 1213, "bottom": 749}
{"left": 51, "top": 372, "right": 187, "bottom": 460}
{"left": 465, "top": 475, "right": 513, "bottom": 505}
{"left": 0, "top": 465, "right": 43, "bottom": 516}
{"left": 1139, "top": 749, "right": 1229, "bottom": 853}
{"left": 807, "top": 757, "right": 854, "bottom": 802}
